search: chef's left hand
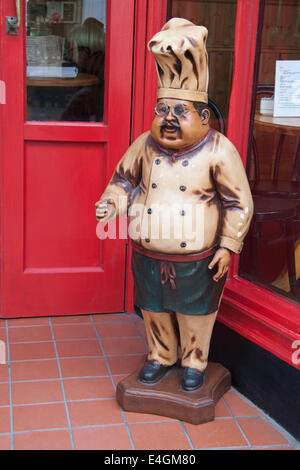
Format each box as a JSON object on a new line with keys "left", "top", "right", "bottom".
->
{"left": 208, "top": 248, "right": 232, "bottom": 282}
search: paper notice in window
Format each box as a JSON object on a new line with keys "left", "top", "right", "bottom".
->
{"left": 274, "top": 60, "right": 300, "bottom": 117}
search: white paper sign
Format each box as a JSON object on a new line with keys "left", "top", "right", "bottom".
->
{"left": 274, "top": 60, "right": 300, "bottom": 117}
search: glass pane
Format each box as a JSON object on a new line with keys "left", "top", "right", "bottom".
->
{"left": 239, "top": 0, "right": 300, "bottom": 305}
{"left": 26, "top": 0, "right": 106, "bottom": 122}
{"left": 167, "top": 0, "right": 237, "bottom": 131}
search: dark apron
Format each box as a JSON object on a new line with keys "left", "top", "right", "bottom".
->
{"left": 131, "top": 243, "right": 227, "bottom": 316}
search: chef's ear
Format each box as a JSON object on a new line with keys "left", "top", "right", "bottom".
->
{"left": 200, "top": 108, "right": 210, "bottom": 124}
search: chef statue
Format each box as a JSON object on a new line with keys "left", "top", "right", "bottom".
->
{"left": 95, "top": 18, "right": 253, "bottom": 392}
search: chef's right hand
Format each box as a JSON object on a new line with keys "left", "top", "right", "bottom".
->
{"left": 95, "top": 200, "right": 116, "bottom": 221}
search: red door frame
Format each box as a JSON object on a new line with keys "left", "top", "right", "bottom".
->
{"left": 219, "top": 0, "right": 300, "bottom": 370}
{"left": 0, "top": 0, "right": 134, "bottom": 317}
{"left": 125, "top": 0, "right": 168, "bottom": 313}
{"left": 127, "top": 0, "right": 300, "bottom": 370}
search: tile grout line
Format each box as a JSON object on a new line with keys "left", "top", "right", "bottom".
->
{"left": 8, "top": 336, "right": 142, "bottom": 346}
{"left": 5, "top": 320, "right": 14, "bottom": 450}
{"left": 179, "top": 421, "right": 195, "bottom": 450}
{"left": 230, "top": 386, "right": 300, "bottom": 450}
{"left": 0, "top": 373, "right": 131, "bottom": 385}
{"left": 9, "top": 423, "right": 128, "bottom": 435}
{"left": 221, "top": 396, "right": 253, "bottom": 449}
{"left": 130, "top": 313, "right": 149, "bottom": 351}
{"left": 0, "top": 370, "right": 142, "bottom": 385}
{"left": 10, "top": 353, "right": 145, "bottom": 359}
{"left": 48, "top": 317, "right": 75, "bottom": 450}
{"left": 89, "top": 314, "right": 136, "bottom": 450}
{"left": 0, "top": 418, "right": 200, "bottom": 437}
{"left": 5, "top": 316, "right": 135, "bottom": 330}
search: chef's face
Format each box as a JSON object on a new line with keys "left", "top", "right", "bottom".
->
{"left": 151, "top": 98, "right": 210, "bottom": 150}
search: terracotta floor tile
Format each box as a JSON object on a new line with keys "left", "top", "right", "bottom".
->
{"left": 52, "top": 324, "right": 97, "bottom": 341}
{"left": 101, "top": 337, "right": 147, "bottom": 356}
{"left": 0, "top": 407, "right": 11, "bottom": 433}
{"left": 13, "top": 403, "right": 69, "bottom": 432}
{"left": 72, "top": 425, "right": 133, "bottom": 450}
{"left": 0, "top": 435, "right": 11, "bottom": 450}
{"left": 0, "top": 327, "right": 7, "bottom": 342}
{"left": 63, "top": 377, "right": 115, "bottom": 401}
{"left": 0, "top": 383, "right": 10, "bottom": 406}
{"left": 7, "top": 317, "right": 49, "bottom": 327}
{"left": 124, "top": 410, "right": 177, "bottom": 424}
{"left": 214, "top": 398, "right": 232, "bottom": 418}
{"left": 11, "top": 380, "right": 63, "bottom": 405}
{"left": 8, "top": 325, "right": 52, "bottom": 343}
{"left": 223, "top": 390, "right": 263, "bottom": 417}
{"left": 56, "top": 340, "right": 102, "bottom": 358}
{"left": 59, "top": 356, "right": 108, "bottom": 378}
{"left": 9, "top": 341, "right": 56, "bottom": 361}
{"left": 107, "top": 354, "right": 145, "bottom": 375}
{"left": 184, "top": 418, "right": 248, "bottom": 449}
{"left": 51, "top": 315, "right": 91, "bottom": 324}
{"left": 237, "top": 417, "right": 290, "bottom": 447}
{"left": 68, "top": 399, "right": 124, "bottom": 427}
{"left": 14, "top": 430, "right": 72, "bottom": 450}
{"left": 95, "top": 322, "right": 140, "bottom": 338}
{"left": 10, "top": 359, "right": 60, "bottom": 381}
{"left": 129, "top": 422, "right": 192, "bottom": 450}
{"left": 92, "top": 314, "right": 132, "bottom": 323}
{"left": 112, "top": 375, "right": 128, "bottom": 388}
{"left": 0, "top": 363, "right": 9, "bottom": 382}
{"left": 136, "top": 323, "right": 146, "bottom": 339}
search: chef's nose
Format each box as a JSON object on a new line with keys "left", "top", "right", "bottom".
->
{"left": 165, "top": 108, "right": 173, "bottom": 119}
{"left": 165, "top": 107, "right": 177, "bottom": 121}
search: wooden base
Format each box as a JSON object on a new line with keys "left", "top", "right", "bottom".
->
{"left": 116, "top": 359, "right": 231, "bottom": 425}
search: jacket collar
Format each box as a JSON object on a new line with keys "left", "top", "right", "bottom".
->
{"left": 154, "top": 129, "right": 212, "bottom": 162}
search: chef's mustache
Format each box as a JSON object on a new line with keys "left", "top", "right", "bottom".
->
{"left": 160, "top": 118, "right": 181, "bottom": 128}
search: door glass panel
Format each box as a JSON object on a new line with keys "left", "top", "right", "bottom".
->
{"left": 167, "top": 0, "right": 237, "bottom": 132}
{"left": 239, "top": 0, "right": 300, "bottom": 305}
{"left": 26, "top": 0, "right": 106, "bottom": 122}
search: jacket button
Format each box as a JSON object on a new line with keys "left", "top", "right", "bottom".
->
{"left": 180, "top": 185, "right": 186, "bottom": 192}
{"left": 145, "top": 238, "right": 150, "bottom": 243}
{"left": 147, "top": 208, "right": 152, "bottom": 214}
{"left": 182, "top": 160, "right": 189, "bottom": 167}
{"left": 180, "top": 242, "right": 187, "bottom": 248}
{"left": 155, "top": 159, "right": 161, "bottom": 165}
{"left": 152, "top": 183, "right": 157, "bottom": 188}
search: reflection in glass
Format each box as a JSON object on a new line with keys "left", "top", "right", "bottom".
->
{"left": 26, "top": 0, "right": 106, "bottom": 122}
{"left": 167, "top": 0, "right": 237, "bottom": 131}
{"left": 239, "top": 0, "right": 300, "bottom": 304}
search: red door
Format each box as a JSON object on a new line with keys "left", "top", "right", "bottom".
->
{"left": 0, "top": 0, "right": 134, "bottom": 317}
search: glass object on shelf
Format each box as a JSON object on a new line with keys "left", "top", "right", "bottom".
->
{"left": 26, "top": 0, "right": 106, "bottom": 122}
{"left": 239, "top": 0, "right": 300, "bottom": 305}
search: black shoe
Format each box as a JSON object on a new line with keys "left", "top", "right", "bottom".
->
{"left": 138, "top": 360, "right": 173, "bottom": 384}
{"left": 181, "top": 367, "right": 204, "bottom": 391}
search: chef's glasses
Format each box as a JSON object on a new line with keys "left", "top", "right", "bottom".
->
{"left": 154, "top": 102, "right": 197, "bottom": 118}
